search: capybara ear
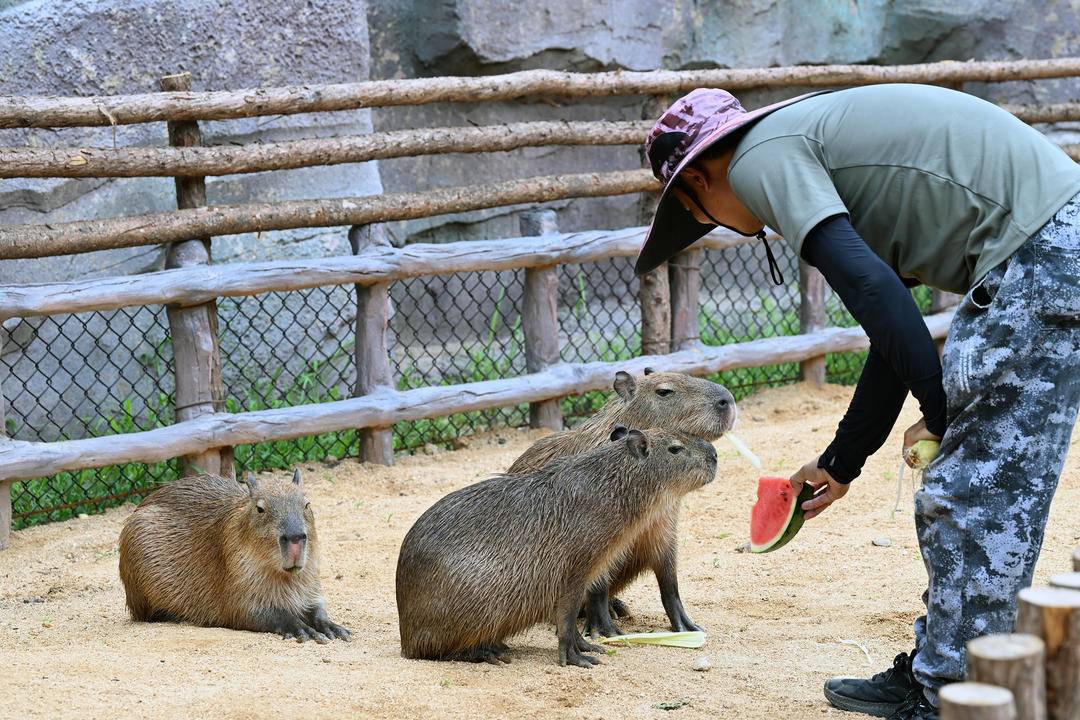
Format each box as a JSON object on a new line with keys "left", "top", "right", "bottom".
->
{"left": 240, "top": 474, "right": 258, "bottom": 494}
{"left": 625, "top": 429, "right": 649, "bottom": 458}
{"left": 292, "top": 468, "right": 302, "bottom": 486}
{"left": 609, "top": 424, "right": 629, "bottom": 441}
{"left": 613, "top": 371, "right": 636, "bottom": 400}
{"left": 643, "top": 367, "right": 656, "bottom": 375}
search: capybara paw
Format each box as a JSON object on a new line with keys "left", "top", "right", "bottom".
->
{"left": 671, "top": 612, "right": 703, "bottom": 634}
{"left": 278, "top": 619, "right": 328, "bottom": 644}
{"left": 313, "top": 616, "right": 351, "bottom": 641}
{"left": 584, "top": 616, "right": 623, "bottom": 639}
{"left": 463, "top": 645, "right": 511, "bottom": 665}
{"left": 559, "top": 644, "right": 601, "bottom": 669}
{"left": 609, "top": 597, "right": 631, "bottom": 618}
{"left": 575, "top": 633, "right": 605, "bottom": 655}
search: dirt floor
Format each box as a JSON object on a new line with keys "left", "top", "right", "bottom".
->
{"left": 2, "top": 382, "right": 1078, "bottom": 720}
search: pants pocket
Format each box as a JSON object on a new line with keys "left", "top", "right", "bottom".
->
{"left": 1034, "top": 244, "right": 1080, "bottom": 324}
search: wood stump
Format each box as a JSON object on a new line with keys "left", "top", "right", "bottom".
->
{"left": 967, "top": 634, "right": 1046, "bottom": 720}
{"left": 940, "top": 683, "right": 1018, "bottom": 720}
{"left": 1014, "top": 586, "right": 1080, "bottom": 720}
{"left": 1049, "top": 573, "right": 1080, "bottom": 593}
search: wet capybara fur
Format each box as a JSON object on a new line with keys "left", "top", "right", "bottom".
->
{"left": 118, "top": 470, "right": 349, "bottom": 643}
{"left": 507, "top": 369, "right": 736, "bottom": 636}
{"left": 396, "top": 427, "right": 717, "bottom": 668}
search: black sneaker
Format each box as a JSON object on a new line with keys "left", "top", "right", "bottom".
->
{"left": 887, "top": 687, "right": 938, "bottom": 720}
{"left": 823, "top": 650, "right": 918, "bottom": 717}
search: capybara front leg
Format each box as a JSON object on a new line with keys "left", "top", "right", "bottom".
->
{"left": 558, "top": 606, "right": 603, "bottom": 668}
{"left": 656, "top": 545, "right": 703, "bottom": 633}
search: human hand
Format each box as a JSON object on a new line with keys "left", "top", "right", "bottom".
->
{"left": 790, "top": 459, "right": 849, "bottom": 521}
{"left": 902, "top": 418, "right": 942, "bottom": 469}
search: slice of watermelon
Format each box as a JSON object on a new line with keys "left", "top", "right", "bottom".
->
{"left": 750, "top": 476, "right": 816, "bottom": 553}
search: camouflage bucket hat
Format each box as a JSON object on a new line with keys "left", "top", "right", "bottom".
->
{"left": 634, "top": 88, "right": 828, "bottom": 277}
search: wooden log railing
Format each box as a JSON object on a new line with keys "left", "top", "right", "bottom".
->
{"left": 1, "top": 103, "right": 1075, "bottom": 180}
{"left": 0, "top": 226, "right": 762, "bottom": 320}
{"left": 0, "top": 169, "right": 658, "bottom": 260}
{"left": 2, "top": 56, "right": 1075, "bottom": 547}
{"left": 3, "top": 57, "right": 1080, "bottom": 128}
{"left": 0, "top": 309, "right": 955, "bottom": 484}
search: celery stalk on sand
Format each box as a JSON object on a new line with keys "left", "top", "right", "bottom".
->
{"left": 724, "top": 433, "right": 763, "bottom": 471}
{"left": 597, "top": 631, "right": 706, "bottom": 649}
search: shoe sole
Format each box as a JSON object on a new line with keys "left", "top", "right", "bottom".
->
{"left": 823, "top": 682, "right": 904, "bottom": 718}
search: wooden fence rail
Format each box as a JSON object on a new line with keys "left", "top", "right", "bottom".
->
{"left": 3, "top": 57, "right": 1080, "bottom": 128}
{"left": 0, "top": 120, "right": 649, "bottom": 178}
{"left": 0, "top": 169, "right": 657, "bottom": 259}
{"left": 0, "top": 309, "right": 954, "bottom": 483}
{"left": 2, "top": 103, "right": 1075, "bottom": 180}
{"left": 0, "top": 227, "right": 762, "bottom": 320}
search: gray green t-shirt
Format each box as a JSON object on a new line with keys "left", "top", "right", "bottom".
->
{"left": 727, "top": 84, "right": 1080, "bottom": 294}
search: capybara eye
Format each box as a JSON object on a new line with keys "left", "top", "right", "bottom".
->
{"left": 255, "top": 502, "right": 265, "bottom": 514}
{"left": 656, "top": 388, "right": 674, "bottom": 397}
{"left": 668, "top": 444, "right": 684, "bottom": 454}
{"left": 304, "top": 502, "right": 311, "bottom": 509}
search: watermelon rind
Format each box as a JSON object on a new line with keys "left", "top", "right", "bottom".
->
{"left": 751, "top": 482, "right": 816, "bottom": 554}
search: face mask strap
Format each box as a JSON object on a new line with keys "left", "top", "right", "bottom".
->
{"left": 676, "top": 179, "right": 784, "bottom": 286}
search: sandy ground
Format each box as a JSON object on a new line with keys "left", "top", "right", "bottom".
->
{"left": 2, "top": 382, "right": 1078, "bottom": 720}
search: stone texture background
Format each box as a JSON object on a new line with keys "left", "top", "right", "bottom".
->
{"left": 1, "top": 0, "right": 1079, "bottom": 441}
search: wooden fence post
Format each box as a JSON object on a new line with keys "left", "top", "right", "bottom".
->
{"left": 638, "top": 94, "right": 671, "bottom": 357}
{"left": 350, "top": 224, "right": 396, "bottom": 465}
{"left": 799, "top": 261, "right": 828, "bottom": 385}
{"left": 941, "top": 683, "right": 1018, "bottom": 720}
{"left": 1014, "top": 587, "right": 1080, "bottom": 720}
{"left": 160, "top": 72, "right": 229, "bottom": 479}
{"left": 968, "top": 634, "right": 1047, "bottom": 720}
{"left": 519, "top": 210, "right": 563, "bottom": 431}
{"left": 669, "top": 248, "right": 701, "bottom": 351}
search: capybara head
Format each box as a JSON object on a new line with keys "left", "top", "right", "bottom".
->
{"left": 239, "top": 469, "right": 313, "bottom": 573}
{"left": 609, "top": 425, "right": 718, "bottom": 492}
{"left": 608, "top": 369, "right": 736, "bottom": 440}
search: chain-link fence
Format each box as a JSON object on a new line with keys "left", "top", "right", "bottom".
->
{"left": 2, "top": 232, "right": 935, "bottom": 530}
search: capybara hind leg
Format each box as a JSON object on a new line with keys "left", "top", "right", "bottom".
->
{"left": 583, "top": 587, "right": 623, "bottom": 638}
{"left": 609, "top": 596, "right": 631, "bottom": 618}
{"left": 308, "top": 602, "right": 351, "bottom": 641}
{"left": 456, "top": 645, "right": 511, "bottom": 665}
{"left": 558, "top": 608, "right": 602, "bottom": 668}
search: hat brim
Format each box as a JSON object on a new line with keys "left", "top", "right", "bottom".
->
{"left": 634, "top": 90, "right": 830, "bottom": 276}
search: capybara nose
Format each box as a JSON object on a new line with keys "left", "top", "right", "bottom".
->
{"left": 281, "top": 534, "right": 307, "bottom": 570}
{"left": 706, "top": 444, "right": 718, "bottom": 464}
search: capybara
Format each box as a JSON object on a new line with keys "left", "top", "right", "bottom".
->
{"left": 118, "top": 470, "right": 349, "bottom": 643}
{"left": 396, "top": 426, "right": 717, "bottom": 667}
{"left": 507, "top": 368, "right": 736, "bottom": 637}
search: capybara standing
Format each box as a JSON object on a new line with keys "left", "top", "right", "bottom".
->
{"left": 118, "top": 470, "right": 350, "bottom": 643}
{"left": 396, "top": 427, "right": 717, "bottom": 667}
{"left": 507, "top": 369, "right": 736, "bottom": 637}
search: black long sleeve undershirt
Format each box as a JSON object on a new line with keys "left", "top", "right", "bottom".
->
{"left": 800, "top": 215, "right": 948, "bottom": 483}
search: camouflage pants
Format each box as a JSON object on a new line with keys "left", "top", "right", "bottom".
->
{"left": 912, "top": 194, "right": 1080, "bottom": 701}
